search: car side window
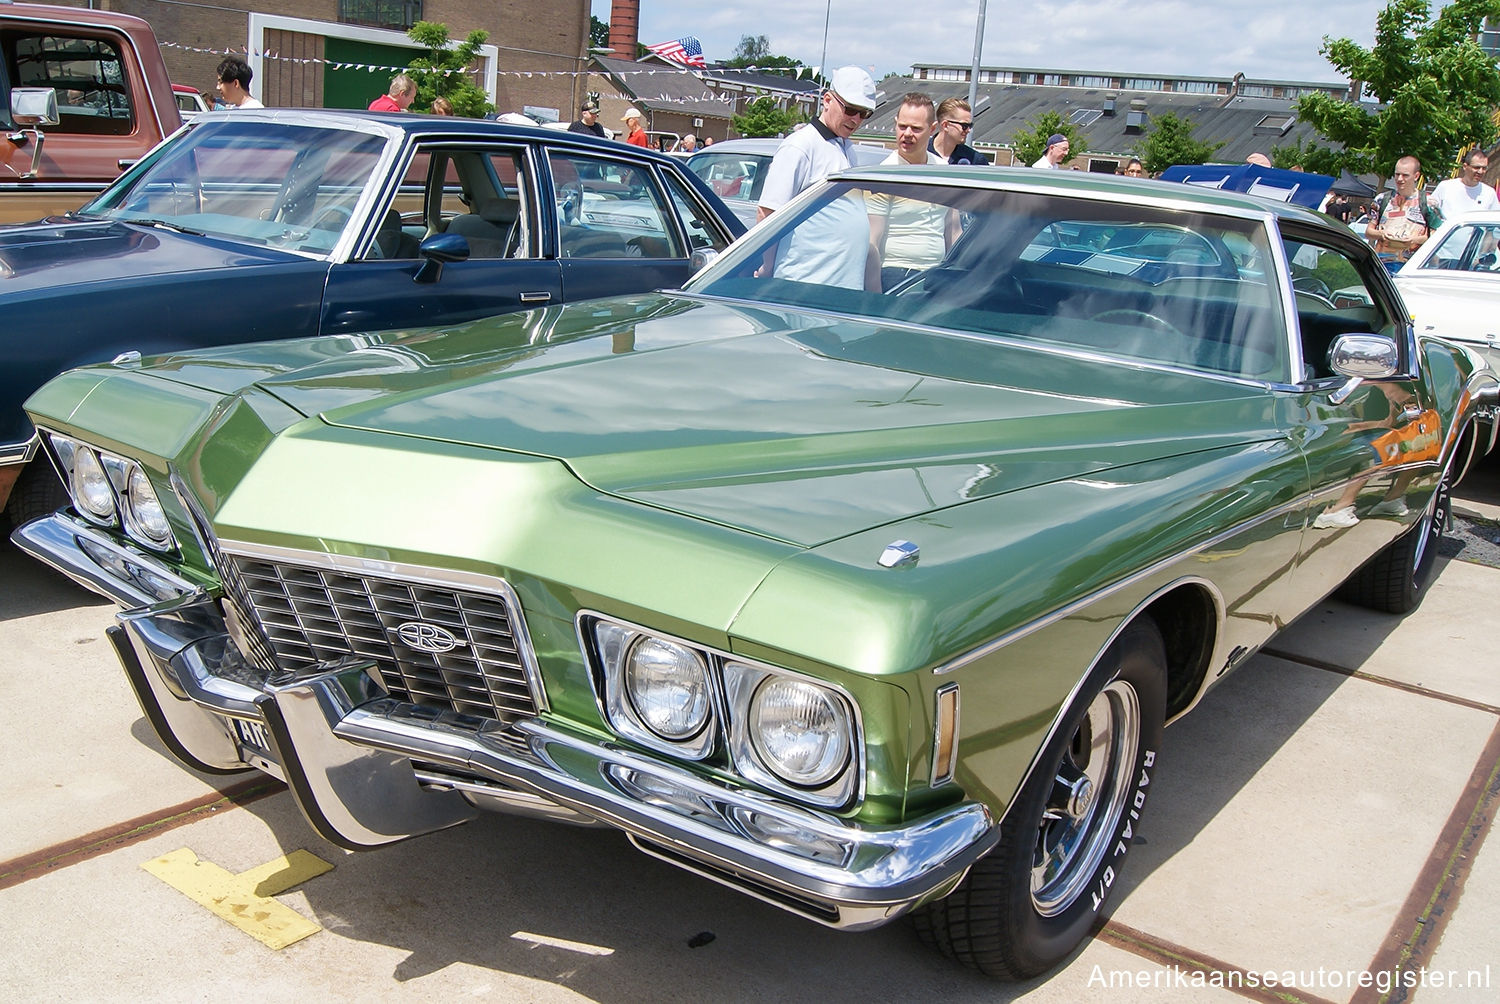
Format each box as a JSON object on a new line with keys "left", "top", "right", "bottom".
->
{"left": 1419, "top": 223, "right": 1500, "bottom": 272}
{"left": 369, "top": 146, "right": 533, "bottom": 261}
{"left": 549, "top": 151, "right": 683, "bottom": 259}
{"left": 11, "top": 34, "right": 134, "bottom": 136}
{"left": 664, "top": 171, "right": 731, "bottom": 252}
{"left": 1282, "top": 236, "right": 1400, "bottom": 379}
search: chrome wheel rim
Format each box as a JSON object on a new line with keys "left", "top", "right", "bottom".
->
{"left": 1032, "top": 678, "right": 1140, "bottom": 917}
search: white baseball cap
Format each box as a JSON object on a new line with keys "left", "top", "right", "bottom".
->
{"left": 828, "top": 66, "right": 877, "bottom": 112}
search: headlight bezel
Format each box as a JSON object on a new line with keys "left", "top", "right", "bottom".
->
{"left": 43, "top": 432, "right": 179, "bottom": 553}
{"left": 582, "top": 612, "right": 863, "bottom": 809}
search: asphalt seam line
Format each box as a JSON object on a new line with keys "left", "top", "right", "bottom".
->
{"left": 0, "top": 777, "right": 282, "bottom": 891}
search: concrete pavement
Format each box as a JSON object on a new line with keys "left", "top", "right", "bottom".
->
{"left": 0, "top": 514, "right": 1495, "bottom": 1000}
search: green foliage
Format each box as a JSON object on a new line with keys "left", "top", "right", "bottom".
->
{"left": 723, "top": 34, "right": 801, "bottom": 71}
{"left": 406, "top": 21, "right": 494, "bottom": 118}
{"left": 1295, "top": 0, "right": 1500, "bottom": 182}
{"left": 732, "top": 96, "right": 802, "bottom": 138}
{"left": 1010, "top": 111, "right": 1088, "bottom": 167}
{"left": 1270, "top": 138, "right": 1344, "bottom": 176}
{"left": 1137, "top": 112, "right": 1224, "bottom": 174}
{"left": 590, "top": 16, "right": 609, "bottom": 50}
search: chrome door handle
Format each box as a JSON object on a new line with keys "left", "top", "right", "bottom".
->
{"left": 1397, "top": 404, "right": 1423, "bottom": 424}
{"left": 519, "top": 292, "right": 552, "bottom": 303}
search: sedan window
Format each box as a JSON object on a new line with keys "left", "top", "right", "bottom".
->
{"left": 1281, "top": 236, "right": 1399, "bottom": 379}
{"left": 550, "top": 151, "right": 683, "bottom": 259}
{"left": 1418, "top": 223, "right": 1500, "bottom": 273}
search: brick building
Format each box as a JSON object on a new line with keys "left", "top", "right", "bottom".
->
{"left": 49, "top": 0, "right": 590, "bottom": 117}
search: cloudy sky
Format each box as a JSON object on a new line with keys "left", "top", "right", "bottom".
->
{"left": 592, "top": 0, "right": 1393, "bottom": 83}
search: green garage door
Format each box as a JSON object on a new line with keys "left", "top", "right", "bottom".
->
{"left": 324, "top": 38, "right": 418, "bottom": 110}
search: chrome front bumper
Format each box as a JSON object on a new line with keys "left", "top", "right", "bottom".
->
{"left": 13, "top": 513, "right": 999, "bottom": 931}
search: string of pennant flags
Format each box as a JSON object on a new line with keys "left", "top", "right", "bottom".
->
{"left": 161, "top": 41, "right": 824, "bottom": 82}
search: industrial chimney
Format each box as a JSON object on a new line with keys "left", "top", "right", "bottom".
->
{"left": 608, "top": 0, "right": 639, "bottom": 59}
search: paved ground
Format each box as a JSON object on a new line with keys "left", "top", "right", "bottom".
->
{"left": 1, "top": 464, "right": 1497, "bottom": 1001}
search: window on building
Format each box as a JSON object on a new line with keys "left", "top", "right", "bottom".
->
{"left": 1041, "top": 74, "right": 1062, "bottom": 86}
{"left": 1069, "top": 108, "right": 1102, "bottom": 127}
{"left": 1123, "top": 78, "right": 1163, "bottom": 91}
{"left": 1174, "top": 80, "right": 1216, "bottom": 94}
{"left": 1239, "top": 84, "right": 1273, "bottom": 97}
{"left": 1072, "top": 75, "right": 1111, "bottom": 89}
{"left": 339, "top": 0, "right": 424, "bottom": 31}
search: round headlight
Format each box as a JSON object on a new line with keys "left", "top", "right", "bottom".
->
{"left": 71, "top": 447, "right": 116, "bottom": 521}
{"left": 624, "top": 636, "right": 711, "bottom": 741}
{"left": 749, "top": 678, "right": 851, "bottom": 787}
{"left": 125, "top": 466, "right": 172, "bottom": 548}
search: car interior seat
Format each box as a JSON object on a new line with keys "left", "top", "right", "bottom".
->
{"left": 445, "top": 193, "right": 519, "bottom": 258}
{"left": 374, "top": 209, "right": 421, "bottom": 259}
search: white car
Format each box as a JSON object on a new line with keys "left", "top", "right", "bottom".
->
{"left": 1394, "top": 210, "right": 1500, "bottom": 371}
{"left": 688, "top": 138, "right": 888, "bottom": 227}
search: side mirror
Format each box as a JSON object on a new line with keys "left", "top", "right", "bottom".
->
{"left": 1328, "top": 333, "right": 1399, "bottom": 404}
{"left": 8, "top": 88, "right": 61, "bottom": 180}
{"left": 11, "top": 87, "right": 61, "bottom": 127}
{"left": 689, "top": 247, "right": 719, "bottom": 273}
{"left": 413, "top": 232, "right": 470, "bottom": 284}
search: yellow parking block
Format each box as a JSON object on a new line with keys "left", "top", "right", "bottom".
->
{"left": 141, "top": 848, "right": 333, "bottom": 949}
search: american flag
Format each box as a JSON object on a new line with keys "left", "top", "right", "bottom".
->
{"left": 646, "top": 36, "right": 706, "bottom": 68}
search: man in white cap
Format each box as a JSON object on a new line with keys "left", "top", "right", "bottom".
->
{"left": 755, "top": 65, "right": 877, "bottom": 288}
{"left": 621, "top": 107, "right": 649, "bottom": 147}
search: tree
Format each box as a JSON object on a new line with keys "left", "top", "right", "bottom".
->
{"left": 590, "top": 16, "right": 609, "bottom": 51}
{"left": 732, "top": 96, "right": 801, "bottom": 138}
{"left": 722, "top": 34, "right": 801, "bottom": 71}
{"left": 1295, "top": 0, "right": 1500, "bottom": 182}
{"left": 1009, "top": 111, "right": 1088, "bottom": 168}
{"left": 1136, "top": 112, "right": 1224, "bottom": 174}
{"left": 1269, "top": 138, "right": 1343, "bottom": 176}
{"left": 406, "top": 21, "right": 494, "bottom": 118}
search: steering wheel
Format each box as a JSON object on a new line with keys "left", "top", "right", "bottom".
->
{"left": 310, "top": 206, "right": 352, "bottom": 233}
{"left": 1090, "top": 309, "right": 1185, "bottom": 339}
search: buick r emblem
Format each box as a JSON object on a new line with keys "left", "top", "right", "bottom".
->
{"left": 394, "top": 621, "right": 464, "bottom": 654}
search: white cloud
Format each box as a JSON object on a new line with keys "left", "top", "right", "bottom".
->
{"left": 594, "top": 0, "right": 1387, "bottom": 82}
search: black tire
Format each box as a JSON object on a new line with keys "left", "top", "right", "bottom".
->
{"left": 1, "top": 461, "right": 70, "bottom": 536}
{"left": 913, "top": 618, "right": 1168, "bottom": 980}
{"left": 1338, "top": 458, "right": 1453, "bottom": 614}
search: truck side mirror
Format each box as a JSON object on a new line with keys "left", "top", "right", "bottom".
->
{"left": 8, "top": 87, "right": 61, "bottom": 180}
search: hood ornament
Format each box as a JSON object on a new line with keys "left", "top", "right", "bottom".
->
{"left": 878, "top": 540, "right": 919, "bottom": 568}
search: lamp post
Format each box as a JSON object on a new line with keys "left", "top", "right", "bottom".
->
{"left": 967, "top": 0, "right": 987, "bottom": 111}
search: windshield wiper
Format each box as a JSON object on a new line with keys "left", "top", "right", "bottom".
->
{"left": 126, "top": 217, "right": 207, "bottom": 237}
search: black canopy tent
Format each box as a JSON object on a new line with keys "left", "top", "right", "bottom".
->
{"left": 1329, "top": 169, "right": 1377, "bottom": 198}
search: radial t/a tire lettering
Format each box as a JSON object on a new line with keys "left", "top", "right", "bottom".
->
{"left": 913, "top": 617, "right": 1168, "bottom": 980}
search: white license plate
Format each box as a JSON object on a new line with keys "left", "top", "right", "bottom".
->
{"left": 228, "top": 715, "right": 272, "bottom": 760}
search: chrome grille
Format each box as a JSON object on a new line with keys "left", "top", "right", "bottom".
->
{"left": 225, "top": 555, "right": 540, "bottom": 723}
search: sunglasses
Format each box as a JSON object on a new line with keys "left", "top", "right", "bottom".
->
{"left": 836, "top": 98, "right": 873, "bottom": 120}
{"left": 946, "top": 120, "right": 974, "bottom": 132}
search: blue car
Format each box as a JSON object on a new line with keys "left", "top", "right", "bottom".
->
{"left": 0, "top": 109, "right": 743, "bottom": 529}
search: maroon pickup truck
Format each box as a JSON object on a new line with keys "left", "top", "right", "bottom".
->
{"left": 2, "top": 1, "right": 181, "bottom": 224}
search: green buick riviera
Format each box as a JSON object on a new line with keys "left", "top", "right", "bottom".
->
{"left": 15, "top": 168, "right": 1499, "bottom": 979}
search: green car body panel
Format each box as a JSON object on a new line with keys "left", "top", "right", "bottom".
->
{"left": 15, "top": 169, "right": 1499, "bottom": 971}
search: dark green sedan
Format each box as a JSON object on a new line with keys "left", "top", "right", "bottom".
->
{"left": 14, "top": 167, "right": 1498, "bottom": 980}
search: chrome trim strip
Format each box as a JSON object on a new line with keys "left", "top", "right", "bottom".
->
{"left": 218, "top": 538, "right": 550, "bottom": 715}
{"left": 0, "top": 435, "right": 39, "bottom": 465}
{"left": 10, "top": 512, "right": 199, "bottom": 608}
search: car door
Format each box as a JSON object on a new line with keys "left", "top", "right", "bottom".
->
{"left": 319, "top": 141, "right": 563, "bottom": 335}
{"left": 1279, "top": 225, "right": 1442, "bottom": 595}
{"left": 544, "top": 149, "right": 729, "bottom": 302}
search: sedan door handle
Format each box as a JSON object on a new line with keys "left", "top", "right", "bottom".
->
{"left": 519, "top": 292, "right": 552, "bottom": 304}
{"left": 1396, "top": 404, "right": 1423, "bottom": 425}
{"left": 117, "top": 158, "right": 137, "bottom": 171}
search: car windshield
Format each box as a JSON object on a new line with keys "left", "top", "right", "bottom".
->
{"left": 1417, "top": 222, "right": 1500, "bottom": 274}
{"left": 686, "top": 179, "right": 1289, "bottom": 381}
{"left": 79, "top": 119, "right": 387, "bottom": 256}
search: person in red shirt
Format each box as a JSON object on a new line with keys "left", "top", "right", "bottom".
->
{"left": 621, "top": 107, "right": 649, "bottom": 147}
{"left": 369, "top": 74, "right": 417, "bottom": 112}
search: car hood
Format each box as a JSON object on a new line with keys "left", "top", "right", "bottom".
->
{"left": 218, "top": 295, "right": 1281, "bottom": 547}
{"left": 1396, "top": 272, "right": 1499, "bottom": 341}
{"left": 0, "top": 218, "right": 299, "bottom": 292}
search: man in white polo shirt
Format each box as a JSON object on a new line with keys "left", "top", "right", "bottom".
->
{"left": 756, "top": 65, "right": 878, "bottom": 288}
{"left": 1431, "top": 149, "right": 1499, "bottom": 222}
